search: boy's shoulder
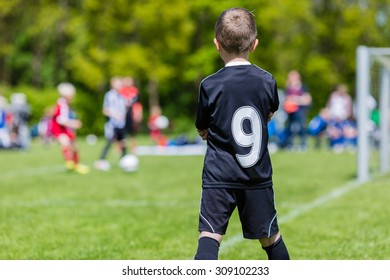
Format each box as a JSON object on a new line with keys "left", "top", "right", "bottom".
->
{"left": 200, "top": 67, "right": 225, "bottom": 84}
{"left": 250, "top": 64, "right": 276, "bottom": 79}
{"left": 201, "top": 64, "right": 275, "bottom": 86}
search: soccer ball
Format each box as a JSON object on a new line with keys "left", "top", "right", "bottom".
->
{"left": 155, "top": 115, "right": 169, "bottom": 129}
{"left": 85, "top": 134, "right": 97, "bottom": 145}
{"left": 119, "top": 154, "right": 139, "bottom": 172}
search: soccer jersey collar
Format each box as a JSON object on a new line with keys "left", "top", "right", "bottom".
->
{"left": 225, "top": 61, "right": 251, "bottom": 67}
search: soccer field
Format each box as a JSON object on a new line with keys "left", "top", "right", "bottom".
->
{"left": 0, "top": 138, "right": 389, "bottom": 260}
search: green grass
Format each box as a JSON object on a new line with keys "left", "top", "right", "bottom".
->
{"left": 0, "top": 137, "right": 389, "bottom": 260}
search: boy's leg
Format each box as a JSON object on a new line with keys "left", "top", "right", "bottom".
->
{"left": 115, "top": 128, "right": 127, "bottom": 157}
{"left": 194, "top": 232, "right": 222, "bottom": 260}
{"left": 58, "top": 134, "right": 74, "bottom": 169}
{"left": 237, "top": 188, "right": 289, "bottom": 260}
{"left": 118, "top": 139, "right": 127, "bottom": 157}
{"left": 195, "top": 189, "right": 236, "bottom": 260}
{"left": 260, "top": 233, "right": 290, "bottom": 260}
{"left": 71, "top": 143, "right": 79, "bottom": 164}
{"left": 100, "top": 138, "right": 114, "bottom": 159}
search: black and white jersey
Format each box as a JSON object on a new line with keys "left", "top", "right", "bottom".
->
{"left": 196, "top": 61, "right": 279, "bottom": 189}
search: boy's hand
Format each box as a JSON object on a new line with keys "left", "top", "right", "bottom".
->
{"left": 198, "top": 129, "right": 208, "bottom": 140}
{"left": 72, "top": 119, "right": 82, "bottom": 129}
{"left": 268, "top": 112, "right": 274, "bottom": 122}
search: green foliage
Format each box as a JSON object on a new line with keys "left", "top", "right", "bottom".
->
{"left": 0, "top": 0, "right": 389, "bottom": 132}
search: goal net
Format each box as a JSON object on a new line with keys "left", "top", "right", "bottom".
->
{"left": 356, "top": 46, "right": 390, "bottom": 182}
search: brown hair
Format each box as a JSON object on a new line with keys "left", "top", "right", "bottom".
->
{"left": 215, "top": 7, "right": 257, "bottom": 54}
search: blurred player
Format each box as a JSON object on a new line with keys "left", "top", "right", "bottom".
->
{"left": 95, "top": 77, "right": 128, "bottom": 171}
{"left": 148, "top": 105, "right": 168, "bottom": 146}
{"left": 0, "top": 96, "right": 11, "bottom": 148}
{"left": 51, "top": 82, "right": 89, "bottom": 174}
{"left": 195, "top": 7, "right": 289, "bottom": 260}
{"left": 9, "top": 93, "right": 30, "bottom": 149}
{"left": 119, "top": 76, "right": 139, "bottom": 152}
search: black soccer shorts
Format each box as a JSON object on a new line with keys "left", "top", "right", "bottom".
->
{"left": 113, "top": 127, "right": 126, "bottom": 141}
{"left": 198, "top": 187, "right": 279, "bottom": 239}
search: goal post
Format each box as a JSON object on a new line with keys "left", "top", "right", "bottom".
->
{"left": 356, "top": 46, "right": 390, "bottom": 182}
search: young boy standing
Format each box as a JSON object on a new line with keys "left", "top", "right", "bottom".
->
{"left": 195, "top": 7, "right": 289, "bottom": 260}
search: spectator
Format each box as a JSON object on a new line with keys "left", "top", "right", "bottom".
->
{"left": 283, "top": 70, "right": 312, "bottom": 151}
{"left": 0, "top": 96, "right": 11, "bottom": 149}
{"left": 326, "top": 84, "right": 356, "bottom": 152}
{"left": 9, "top": 93, "right": 30, "bottom": 149}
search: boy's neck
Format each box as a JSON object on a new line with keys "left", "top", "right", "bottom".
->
{"left": 214, "top": 38, "right": 258, "bottom": 65}
{"left": 224, "top": 57, "right": 249, "bottom": 65}
{"left": 219, "top": 48, "right": 250, "bottom": 65}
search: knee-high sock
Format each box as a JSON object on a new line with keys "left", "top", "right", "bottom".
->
{"left": 194, "top": 237, "right": 220, "bottom": 260}
{"left": 100, "top": 139, "right": 113, "bottom": 160}
{"left": 73, "top": 150, "right": 79, "bottom": 164}
{"left": 262, "top": 237, "right": 290, "bottom": 260}
{"left": 62, "top": 147, "right": 73, "bottom": 162}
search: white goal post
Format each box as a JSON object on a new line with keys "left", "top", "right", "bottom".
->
{"left": 356, "top": 46, "right": 390, "bottom": 182}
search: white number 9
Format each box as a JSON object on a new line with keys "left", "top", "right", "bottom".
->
{"left": 231, "top": 106, "right": 262, "bottom": 168}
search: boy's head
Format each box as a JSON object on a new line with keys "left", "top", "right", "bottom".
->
{"left": 215, "top": 7, "right": 258, "bottom": 54}
{"left": 110, "top": 76, "right": 123, "bottom": 91}
{"left": 57, "top": 82, "right": 76, "bottom": 99}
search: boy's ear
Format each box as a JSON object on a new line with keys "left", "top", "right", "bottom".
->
{"left": 214, "top": 38, "right": 221, "bottom": 51}
{"left": 250, "top": 39, "right": 259, "bottom": 52}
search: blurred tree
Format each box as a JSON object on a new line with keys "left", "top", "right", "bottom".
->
{"left": 0, "top": 0, "right": 389, "bottom": 134}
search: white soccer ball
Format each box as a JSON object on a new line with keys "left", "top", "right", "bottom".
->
{"left": 85, "top": 134, "right": 97, "bottom": 145}
{"left": 155, "top": 115, "right": 169, "bottom": 129}
{"left": 119, "top": 154, "right": 139, "bottom": 172}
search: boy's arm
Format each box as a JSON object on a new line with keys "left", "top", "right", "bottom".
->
{"left": 197, "top": 129, "right": 208, "bottom": 140}
{"left": 268, "top": 112, "right": 274, "bottom": 122}
{"left": 195, "top": 84, "right": 210, "bottom": 139}
{"left": 270, "top": 79, "right": 280, "bottom": 114}
{"left": 55, "top": 102, "right": 82, "bottom": 129}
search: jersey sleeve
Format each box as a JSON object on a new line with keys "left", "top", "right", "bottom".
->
{"left": 195, "top": 82, "right": 210, "bottom": 130}
{"left": 270, "top": 78, "right": 280, "bottom": 113}
{"left": 55, "top": 99, "right": 70, "bottom": 125}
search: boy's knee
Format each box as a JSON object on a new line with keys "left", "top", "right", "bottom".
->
{"left": 259, "top": 232, "right": 280, "bottom": 248}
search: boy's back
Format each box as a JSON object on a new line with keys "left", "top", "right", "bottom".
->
{"left": 194, "top": 7, "right": 289, "bottom": 261}
{"left": 196, "top": 63, "right": 279, "bottom": 188}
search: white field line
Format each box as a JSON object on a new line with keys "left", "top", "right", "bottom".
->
{"left": 2, "top": 165, "right": 65, "bottom": 179}
{"left": 2, "top": 165, "right": 196, "bottom": 208}
{"left": 0, "top": 199, "right": 195, "bottom": 208}
{"left": 219, "top": 179, "right": 365, "bottom": 253}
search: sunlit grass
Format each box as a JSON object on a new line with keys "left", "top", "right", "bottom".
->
{"left": 0, "top": 138, "right": 389, "bottom": 259}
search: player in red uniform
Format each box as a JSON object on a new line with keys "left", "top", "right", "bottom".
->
{"left": 51, "top": 82, "right": 89, "bottom": 174}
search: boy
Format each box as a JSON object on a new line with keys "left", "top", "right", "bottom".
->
{"left": 95, "top": 77, "right": 128, "bottom": 171}
{"left": 195, "top": 7, "right": 289, "bottom": 260}
{"left": 51, "top": 82, "right": 89, "bottom": 174}
{"left": 119, "top": 76, "right": 139, "bottom": 152}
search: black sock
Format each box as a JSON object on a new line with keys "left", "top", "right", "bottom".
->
{"left": 194, "top": 237, "right": 220, "bottom": 260}
{"left": 121, "top": 146, "right": 127, "bottom": 157}
{"left": 100, "top": 140, "right": 113, "bottom": 159}
{"left": 262, "top": 237, "right": 290, "bottom": 260}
